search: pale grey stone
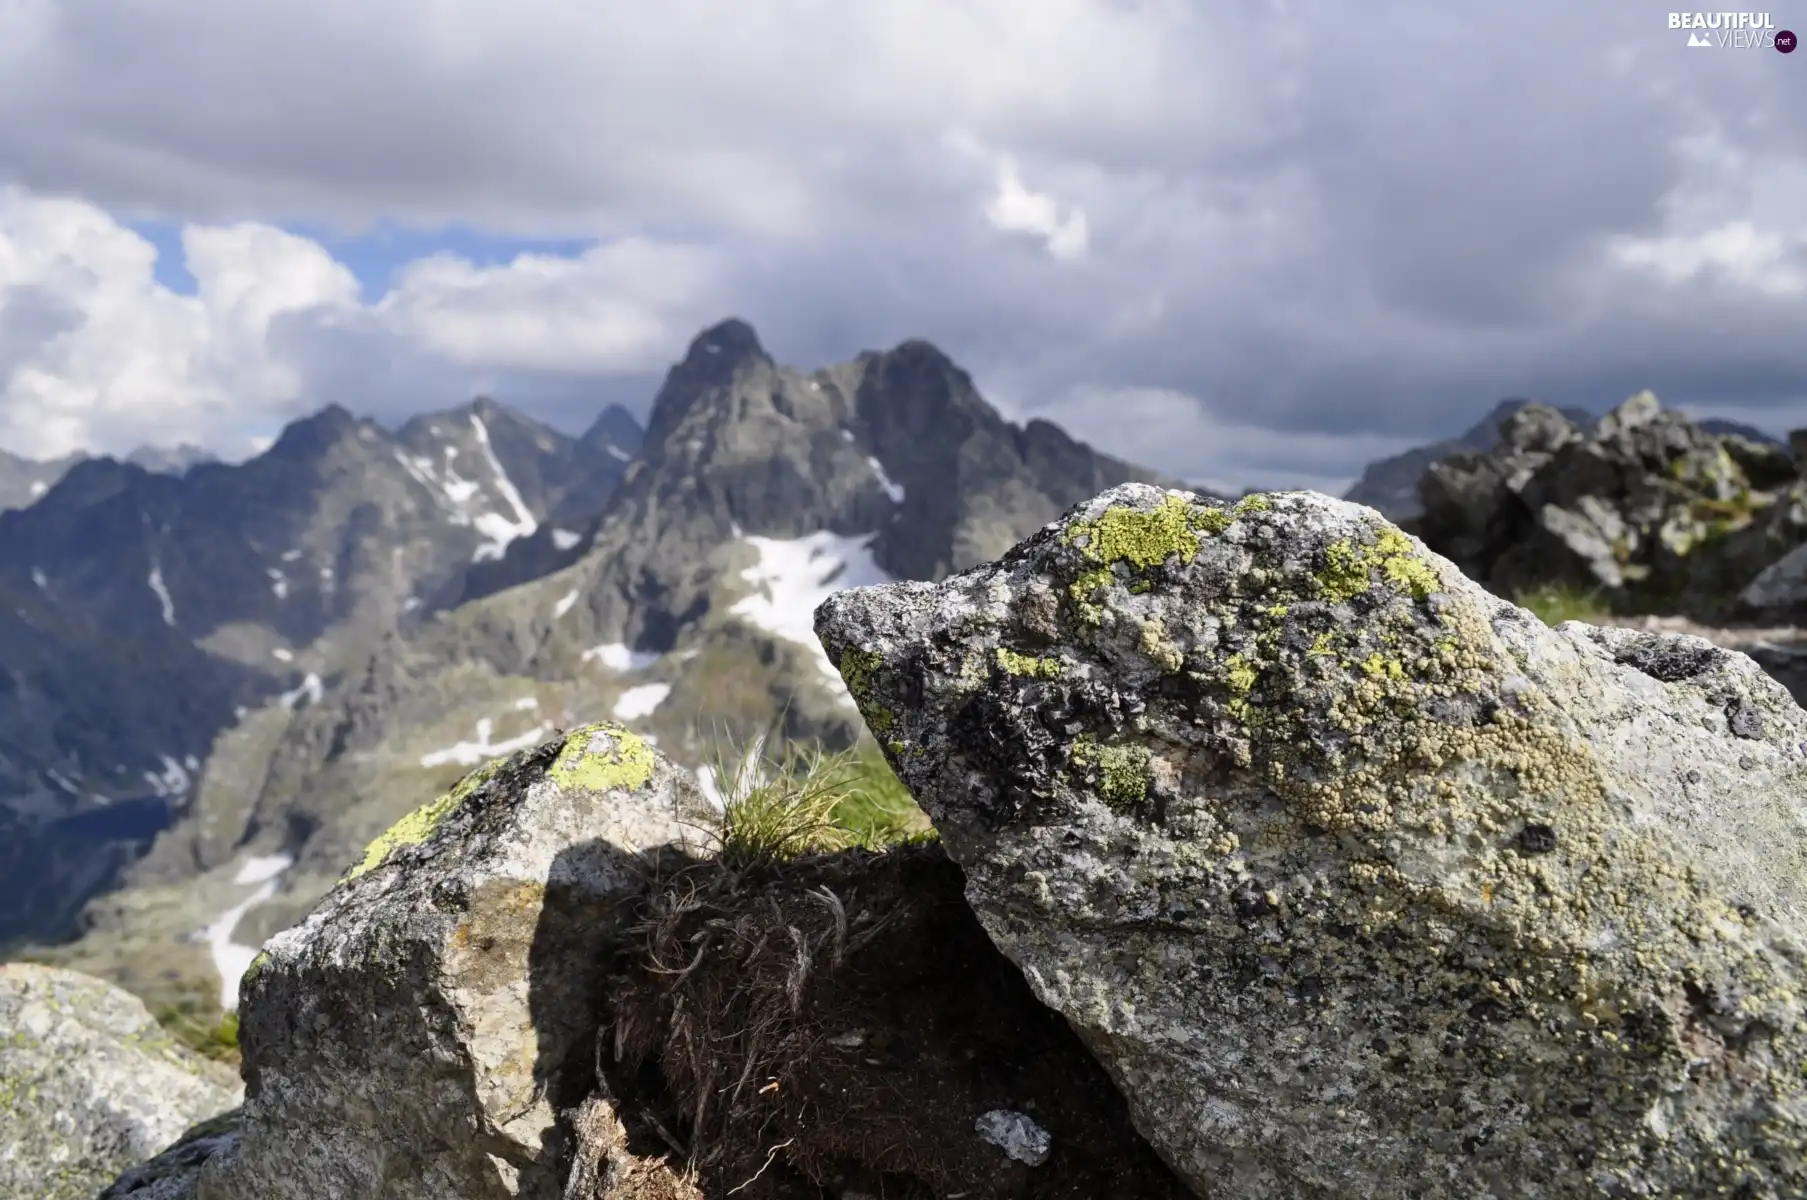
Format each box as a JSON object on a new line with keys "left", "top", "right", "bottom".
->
{"left": 0, "top": 963, "right": 239, "bottom": 1200}
{"left": 195, "top": 723, "right": 714, "bottom": 1200}
{"left": 817, "top": 482, "right": 1807, "bottom": 1199}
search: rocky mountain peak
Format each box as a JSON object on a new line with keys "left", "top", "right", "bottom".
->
{"left": 23, "top": 454, "right": 152, "bottom": 515}
{"left": 642, "top": 319, "right": 780, "bottom": 450}
{"left": 577, "top": 403, "right": 643, "bottom": 459}
{"left": 263, "top": 403, "right": 370, "bottom": 463}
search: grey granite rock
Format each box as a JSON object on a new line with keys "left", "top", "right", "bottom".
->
{"left": 817, "top": 482, "right": 1807, "bottom": 1199}
{"left": 195, "top": 723, "right": 713, "bottom": 1200}
{"left": 0, "top": 963, "right": 239, "bottom": 1200}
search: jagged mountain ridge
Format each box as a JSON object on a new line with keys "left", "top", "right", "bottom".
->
{"left": 53, "top": 319, "right": 1185, "bottom": 1008}
{"left": 0, "top": 443, "right": 219, "bottom": 513}
{"left": 0, "top": 399, "right": 643, "bottom": 946}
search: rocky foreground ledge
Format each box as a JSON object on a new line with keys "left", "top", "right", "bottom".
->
{"left": 817, "top": 483, "right": 1807, "bottom": 1198}
{"left": 83, "top": 482, "right": 1807, "bottom": 1199}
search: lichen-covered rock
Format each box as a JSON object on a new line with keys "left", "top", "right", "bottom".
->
{"left": 196, "top": 723, "right": 714, "bottom": 1200}
{"left": 0, "top": 963, "right": 240, "bottom": 1200}
{"left": 816, "top": 482, "right": 1807, "bottom": 1199}
{"left": 1418, "top": 391, "right": 1803, "bottom": 614}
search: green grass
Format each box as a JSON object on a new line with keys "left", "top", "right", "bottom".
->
{"left": 704, "top": 737, "right": 933, "bottom": 870}
{"left": 1512, "top": 582, "right": 1613, "bottom": 627}
{"left": 153, "top": 1002, "right": 241, "bottom": 1064}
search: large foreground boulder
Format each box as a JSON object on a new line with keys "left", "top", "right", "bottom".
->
{"left": 816, "top": 482, "right": 1807, "bottom": 1198}
{"left": 194, "top": 722, "right": 715, "bottom": 1200}
{"left": 0, "top": 962, "right": 240, "bottom": 1199}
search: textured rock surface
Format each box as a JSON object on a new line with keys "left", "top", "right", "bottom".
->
{"left": 817, "top": 482, "right": 1807, "bottom": 1198}
{"left": 0, "top": 963, "right": 240, "bottom": 1200}
{"left": 196, "top": 722, "right": 714, "bottom": 1200}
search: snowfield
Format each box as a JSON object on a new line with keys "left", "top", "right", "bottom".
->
{"left": 730, "top": 531, "right": 892, "bottom": 689}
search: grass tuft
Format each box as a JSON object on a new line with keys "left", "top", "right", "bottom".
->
{"left": 703, "top": 737, "right": 932, "bottom": 871}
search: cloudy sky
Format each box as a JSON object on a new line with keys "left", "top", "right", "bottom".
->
{"left": 0, "top": 1, "right": 1803, "bottom": 494}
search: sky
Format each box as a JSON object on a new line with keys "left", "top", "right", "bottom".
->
{"left": 0, "top": 1, "right": 1804, "bottom": 495}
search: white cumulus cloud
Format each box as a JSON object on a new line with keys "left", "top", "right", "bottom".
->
{"left": 984, "top": 159, "right": 1089, "bottom": 260}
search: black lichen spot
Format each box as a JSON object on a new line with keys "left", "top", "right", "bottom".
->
{"left": 1612, "top": 635, "right": 1727, "bottom": 682}
{"left": 1726, "top": 697, "right": 1764, "bottom": 740}
{"left": 1516, "top": 823, "right": 1559, "bottom": 855}
{"left": 1229, "top": 879, "right": 1274, "bottom": 919}
{"left": 948, "top": 686, "right": 1068, "bottom": 827}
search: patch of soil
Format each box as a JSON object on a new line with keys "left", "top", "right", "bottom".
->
{"left": 599, "top": 843, "right": 1191, "bottom": 1200}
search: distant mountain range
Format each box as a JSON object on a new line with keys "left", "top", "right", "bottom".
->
{"left": 5, "top": 320, "right": 1179, "bottom": 1015}
{"left": 1342, "top": 399, "right": 1783, "bottom": 521}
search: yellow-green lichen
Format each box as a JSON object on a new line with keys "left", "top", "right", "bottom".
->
{"left": 1068, "top": 567, "right": 1115, "bottom": 624}
{"left": 1069, "top": 735, "right": 1151, "bottom": 808}
{"left": 1225, "top": 654, "right": 1258, "bottom": 695}
{"left": 1065, "top": 493, "right": 1215, "bottom": 570}
{"left": 1318, "top": 526, "right": 1441, "bottom": 604}
{"left": 547, "top": 723, "right": 656, "bottom": 794}
{"left": 241, "top": 950, "right": 271, "bottom": 990}
{"left": 349, "top": 755, "right": 509, "bottom": 879}
{"left": 996, "top": 647, "right": 1064, "bottom": 678}
{"left": 1234, "top": 493, "right": 1272, "bottom": 515}
{"left": 1137, "top": 617, "right": 1184, "bottom": 673}
{"left": 838, "top": 647, "right": 885, "bottom": 700}
{"left": 838, "top": 647, "right": 896, "bottom": 730}
{"left": 1359, "top": 652, "right": 1407, "bottom": 682}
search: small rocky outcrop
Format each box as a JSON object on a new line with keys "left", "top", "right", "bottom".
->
{"left": 0, "top": 962, "right": 240, "bottom": 1200}
{"left": 816, "top": 482, "right": 1807, "bottom": 1198}
{"left": 194, "top": 722, "right": 716, "bottom": 1200}
{"left": 1417, "top": 391, "right": 1801, "bottom": 613}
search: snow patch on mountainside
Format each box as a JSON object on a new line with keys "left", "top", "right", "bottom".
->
{"left": 612, "top": 683, "right": 671, "bottom": 721}
{"left": 551, "top": 528, "right": 583, "bottom": 551}
{"left": 419, "top": 717, "right": 554, "bottom": 768}
{"left": 554, "top": 588, "right": 580, "bottom": 619}
{"left": 582, "top": 643, "right": 662, "bottom": 672}
{"left": 148, "top": 563, "right": 176, "bottom": 626}
{"left": 205, "top": 853, "right": 294, "bottom": 1010}
{"left": 469, "top": 414, "right": 539, "bottom": 561}
{"left": 867, "top": 456, "right": 905, "bottom": 503}
{"left": 142, "top": 754, "right": 191, "bottom": 798}
{"left": 392, "top": 417, "right": 539, "bottom": 562}
{"left": 280, "top": 673, "right": 323, "bottom": 710}
{"left": 730, "top": 532, "right": 892, "bottom": 688}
